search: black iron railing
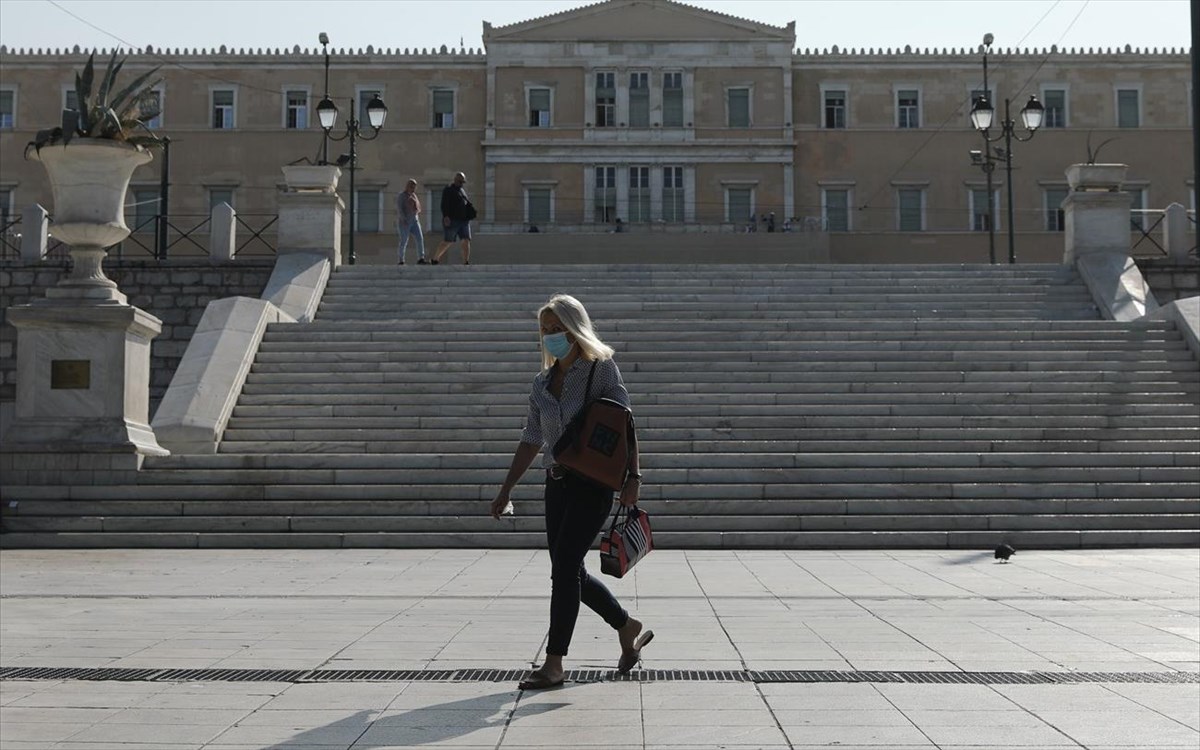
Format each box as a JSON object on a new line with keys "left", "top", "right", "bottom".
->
{"left": 1, "top": 215, "right": 20, "bottom": 259}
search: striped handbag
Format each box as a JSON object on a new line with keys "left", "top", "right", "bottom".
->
{"left": 599, "top": 505, "right": 654, "bottom": 578}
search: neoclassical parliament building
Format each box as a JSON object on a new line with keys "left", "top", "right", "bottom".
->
{"left": 0, "top": 0, "right": 1193, "bottom": 262}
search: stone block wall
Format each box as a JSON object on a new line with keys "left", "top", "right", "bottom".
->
{"left": 1, "top": 259, "right": 275, "bottom": 414}
{"left": 1137, "top": 258, "right": 1200, "bottom": 303}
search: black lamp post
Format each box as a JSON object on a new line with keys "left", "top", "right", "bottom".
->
{"left": 969, "top": 43, "right": 1044, "bottom": 264}
{"left": 319, "top": 32, "right": 330, "bottom": 165}
{"left": 317, "top": 94, "right": 387, "bottom": 266}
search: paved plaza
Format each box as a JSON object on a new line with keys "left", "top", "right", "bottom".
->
{"left": 0, "top": 548, "right": 1197, "bottom": 749}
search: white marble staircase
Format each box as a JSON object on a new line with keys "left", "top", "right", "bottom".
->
{"left": 3, "top": 264, "right": 1198, "bottom": 548}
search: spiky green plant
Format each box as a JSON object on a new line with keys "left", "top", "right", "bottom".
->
{"left": 26, "top": 51, "right": 163, "bottom": 156}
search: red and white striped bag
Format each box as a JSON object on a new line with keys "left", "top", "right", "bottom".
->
{"left": 599, "top": 505, "right": 653, "bottom": 578}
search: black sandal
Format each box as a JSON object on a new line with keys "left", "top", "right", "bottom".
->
{"left": 518, "top": 670, "right": 564, "bottom": 690}
{"left": 617, "top": 630, "right": 654, "bottom": 674}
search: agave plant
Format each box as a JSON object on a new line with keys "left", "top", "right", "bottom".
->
{"left": 26, "top": 51, "right": 163, "bottom": 155}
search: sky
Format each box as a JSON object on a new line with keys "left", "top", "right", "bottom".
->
{"left": 0, "top": 0, "right": 1191, "bottom": 54}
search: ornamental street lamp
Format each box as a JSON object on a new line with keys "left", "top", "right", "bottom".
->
{"left": 316, "top": 93, "right": 387, "bottom": 266}
{"left": 969, "top": 35, "right": 1044, "bottom": 264}
{"left": 319, "top": 32, "right": 330, "bottom": 165}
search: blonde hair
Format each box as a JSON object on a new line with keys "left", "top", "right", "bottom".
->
{"left": 537, "top": 294, "right": 615, "bottom": 370}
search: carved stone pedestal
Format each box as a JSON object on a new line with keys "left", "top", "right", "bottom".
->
{"left": 5, "top": 300, "right": 168, "bottom": 458}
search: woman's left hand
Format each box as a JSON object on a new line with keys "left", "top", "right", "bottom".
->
{"left": 618, "top": 478, "right": 640, "bottom": 507}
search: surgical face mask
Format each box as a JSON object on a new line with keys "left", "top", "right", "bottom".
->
{"left": 543, "top": 332, "right": 573, "bottom": 359}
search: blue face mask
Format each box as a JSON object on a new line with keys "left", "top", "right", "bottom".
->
{"left": 543, "top": 332, "right": 573, "bottom": 359}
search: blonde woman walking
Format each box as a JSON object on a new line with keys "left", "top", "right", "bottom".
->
{"left": 491, "top": 294, "right": 653, "bottom": 690}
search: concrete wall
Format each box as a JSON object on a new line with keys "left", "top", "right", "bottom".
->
{"left": 1, "top": 260, "right": 274, "bottom": 412}
{"left": 1137, "top": 258, "right": 1200, "bottom": 303}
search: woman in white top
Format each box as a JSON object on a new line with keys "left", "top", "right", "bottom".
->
{"left": 491, "top": 294, "right": 653, "bottom": 690}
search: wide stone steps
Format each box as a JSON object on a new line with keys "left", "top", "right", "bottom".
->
{"left": 4, "top": 263, "right": 1197, "bottom": 549}
{"left": 4, "top": 529, "right": 1195, "bottom": 550}
{"left": 216, "top": 439, "right": 1200, "bottom": 455}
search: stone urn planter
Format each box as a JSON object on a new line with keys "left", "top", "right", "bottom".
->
{"left": 282, "top": 164, "right": 342, "bottom": 193}
{"left": 30, "top": 140, "right": 153, "bottom": 303}
{"left": 1065, "top": 163, "right": 1128, "bottom": 193}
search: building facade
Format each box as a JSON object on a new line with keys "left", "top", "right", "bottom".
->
{"left": 0, "top": 0, "right": 1193, "bottom": 263}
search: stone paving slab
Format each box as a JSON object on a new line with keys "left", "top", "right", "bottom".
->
{"left": 0, "top": 549, "right": 1197, "bottom": 749}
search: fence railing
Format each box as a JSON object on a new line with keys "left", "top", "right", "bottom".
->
{"left": 1130, "top": 207, "right": 1196, "bottom": 260}
{"left": 7, "top": 206, "right": 279, "bottom": 262}
{"left": 1, "top": 215, "right": 20, "bottom": 260}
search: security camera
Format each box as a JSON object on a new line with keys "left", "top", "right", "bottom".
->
{"left": 319, "top": 32, "right": 329, "bottom": 45}
{"left": 970, "top": 150, "right": 984, "bottom": 164}
{"left": 983, "top": 33, "right": 994, "bottom": 46}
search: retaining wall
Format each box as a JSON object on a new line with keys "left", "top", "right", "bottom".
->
{"left": 1, "top": 260, "right": 275, "bottom": 414}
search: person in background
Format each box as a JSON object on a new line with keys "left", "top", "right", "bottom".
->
{"left": 395, "top": 179, "right": 426, "bottom": 265}
{"left": 432, "top": 172, "right": 475, "bottom": 265}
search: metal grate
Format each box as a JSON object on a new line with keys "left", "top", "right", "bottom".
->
{"left": 2, "top": 665, "right": 1197, "bottom": 685}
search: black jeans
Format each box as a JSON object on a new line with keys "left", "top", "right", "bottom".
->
{"left": 544, "top": 471, "right": 629, "bottom": 656}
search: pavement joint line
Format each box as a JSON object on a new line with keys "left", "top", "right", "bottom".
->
{"left": 2, "top": 665, "right": 1197, "bottom": 684}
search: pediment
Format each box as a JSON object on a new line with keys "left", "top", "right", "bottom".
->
{"left": 484, "top": 0, "right": 794, "bottom": 43}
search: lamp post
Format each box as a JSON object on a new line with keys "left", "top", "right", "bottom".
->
{"left": 969, "top": 38, "right": 1044, "bottom": 265}
{"left": 976, "top": 34, "right": 997, "bottom": 264}
{"left": 317, "top": 94, "right": 387, "bottom": 265}
{"left": 318, "top": 32, "right": 330, "bottom": 165}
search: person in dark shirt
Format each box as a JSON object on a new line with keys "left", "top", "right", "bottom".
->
{"left": 431, "top": 172, "right": 475, "bottom": 265}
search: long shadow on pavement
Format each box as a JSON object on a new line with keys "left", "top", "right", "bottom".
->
{"left": 259, "top": 686, "right": 576, "bottom": 748}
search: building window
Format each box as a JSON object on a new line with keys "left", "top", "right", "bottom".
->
{"left": 594, "top": 166, "right": 616, "bottom": 222}
{"left": 970, "top": 188, "right": 998, "bottom": 231}
{"left": 1042, "top": 88, "right": 1067, "bottom": 128}
{"left": 1117, "top": 88, "right": 1140, "bottom": 128}
{"left": 628, "top": 167, "right": 650, "bottom": 223}
{"left": 209, "top": 187, "right": 235, "bottom": 211}
{"left": 432, "top": 88, "right": 454, "bottom": 129}
{"left": 529, "top": 88, "right": 551, "bottom": 127}
{"left": 142, "top": 88, "right": 163, "bottom": 129}
{"left": 211, "top": 89, "right": 235, "bottom": 129}
{"left": 64, "top": 89, "right": 79, "bottom": 112}
{"left": 285, "top": 89, "right": 309, "bottom": 129}
{"left": 126, "top": 188, "right": 159, "bottom": 233}
{"left": 0, "top": 88, "right": 14, "bottom": 129}
{"left": 1044, "top": 187, "right": 1068, "bottom": 231}
{"left": 1127, "top": 187, "right": 1147, "bottom": 231}
{"left": 897, "top": 188, "right": 923, "bottom": 231}
{"left": 527, "top": 188, "right": 552, "bottom": 225}
{"left": 629, "top": 72, "right": 650, "bottom": 127}
{"left": 823, "top": 89, "right": 846, "bottom": 129}
{"left": 663, "top": 72, "right": 683, "bottom": 127}
{"left": 662, "top": 166, "right": 684, "bottom": 223}
{"left": 355, "top": 189, "right": 381, "bottom": 232}
{"left": 727, "top": 87, "right": 750, "bottom": 128}
{"left": 425, "top": 188, "right": 445, "bottom": 231}
{"left": 727, "top": 187, "right": 753, "bottom": 224}
{"left": 595, "top": 72, "right": 615, "bottom": 127}
{"left": 896, "top": 89, "right": 920, "bottom": 129}
{"left": 823, "top": 189, "right": 849, "bottom": 231}
{"left": 357, "top": 88, "right": 382, "bottom": 124}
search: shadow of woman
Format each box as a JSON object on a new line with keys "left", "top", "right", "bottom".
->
{"left": 258, "top": 684, "right": 578, "bottom": 748}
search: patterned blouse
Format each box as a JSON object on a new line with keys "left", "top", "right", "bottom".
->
{"left": 520, "top": 356, "right": 631, "bottom": 468}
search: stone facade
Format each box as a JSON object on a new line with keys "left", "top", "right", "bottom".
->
{"left": 0, "top": 260, "right": 274, "bottom": 411}
{"left": 1137, "top": 258, "right": 1200, "bottom": 303}
{"left": 0, "top": 0, "right": 1192, "bottom": 265}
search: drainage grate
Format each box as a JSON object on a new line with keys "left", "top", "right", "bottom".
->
{"left": 2, "top": 666, "right": 1197, "bottom": 685}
